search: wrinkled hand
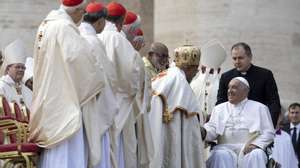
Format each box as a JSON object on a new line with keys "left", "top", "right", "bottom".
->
{"left": 243, "top": 144, "right": 259, "bottom": 155}
{"left": 132, "top": 40, "right": 145, "bottom": 51}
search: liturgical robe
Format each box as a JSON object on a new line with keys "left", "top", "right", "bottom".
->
{"left": 79, "top": 21, "right": 118, "bottom": 168}
{"left": 190, "top": 71, "right": 220, "bottom": 121}
{"left": 98, "top": 21, "right": 149, "bottom": 168}
{"left": 149, "top": 66, "right": 206, "bottom": 168}
{"left": 29, "top": 8, "right": 106, "bottom": 168}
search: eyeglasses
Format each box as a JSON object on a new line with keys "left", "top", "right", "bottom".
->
{"left": 12, "top": 65, "right": 26, "bottom": 70}
{"left": 152, "top": 52, "right": 169, "bottom": 59}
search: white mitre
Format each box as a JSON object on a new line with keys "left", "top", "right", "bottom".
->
{"left": 191, "top": 39, "right": 227, "bottom": 119}
{"left": 200, "top": 39, "right": 227, "bottom": 70}
{"left": 0, "top": 39, "right": 27, "bottom": 76}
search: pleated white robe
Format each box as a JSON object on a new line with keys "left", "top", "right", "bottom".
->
{"left": 29, "top": 8, "right": 106, "bottom": 168}
{"left": 149, "top": 67, "right": 206, "bottom": 168}
{"left": 79, "top": 22, "right": 118, "bottom": 168}
{"left": 98, "top": 21, "right": 147, "bottom": 168}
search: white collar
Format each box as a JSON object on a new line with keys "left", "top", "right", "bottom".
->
{"left": 103, "top": 21, "right": 118, "bottom": 32}
{"left": 290, "top": 122, "right": 300, "bottom": 130}
{"left": 79, "top": 22, "right": 97, "bottom": 36}
{"left": 229, "top": 98, "right": 248, "bottom": 108}
{"left": 1, "top": 75, "right": 17, "bottom": 86}
{"left": 46, "top": 8, "right": 73, "bottom": 23}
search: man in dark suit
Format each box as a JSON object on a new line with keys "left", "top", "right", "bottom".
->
{"left": 216, "top": 42, "right": 281, "bottom": 127}
{"left": 283, "top": 103, "right": 300, "bottom": 167}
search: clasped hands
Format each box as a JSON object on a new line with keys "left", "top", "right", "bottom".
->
{"left": 200, "top": 126, "right": 259, "bottom": 155}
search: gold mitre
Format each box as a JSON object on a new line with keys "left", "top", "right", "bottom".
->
{"left": 174, "top": 45, "right": 201, "bottom": 68}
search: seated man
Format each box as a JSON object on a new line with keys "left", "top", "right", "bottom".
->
{"left": 204, "top": 77, "right": 275, "bottom": 168}
{"left": 0, "top": 39, "right": 32, "bottom": 109}
{"left": 149, "top": 45, "right": 205, "bottom": 168}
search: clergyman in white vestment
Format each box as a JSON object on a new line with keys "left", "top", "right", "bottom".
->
{"left": 149, "top": 45, "right": 206, "bottom": 168}
{"left": 98, "top": 2, "right": 151, "bottom": 168}
{"left": 0, "top": 39, "right": 32, "bottom": 109}
{"left": 79, "top": 2, "right": 118, "bottom": 168}
{"left": 204, "top": 77, "right": 275, "bottom": 168}
{"left": 29, "top": 1, "right": 107, "bottom": 168}
{"left": 190, "top": 39, "right": 227, "bottom": 121}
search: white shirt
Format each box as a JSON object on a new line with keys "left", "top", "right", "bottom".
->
{"left": 290, "top": 122, "right": 300, "bottom": 140}
{"left": 226, "top": 98, "right": 248, "bottom": 130}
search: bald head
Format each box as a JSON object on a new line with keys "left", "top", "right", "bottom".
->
{"left": 147, "top": 42, "right": 169, "bottom": 71}
{"left": 149, "top": 42, "right": 168, "bottom": 55}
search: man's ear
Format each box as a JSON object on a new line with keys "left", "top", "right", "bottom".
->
{"left": 5, "top": 66, "right": 10, "bottom": 74}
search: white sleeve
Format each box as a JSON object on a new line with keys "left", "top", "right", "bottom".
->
{"left": 251, "top": 105, "right": 275, "bottom": 149}
{"left": 204, "top": 107, "right": 219, "bottom": 141}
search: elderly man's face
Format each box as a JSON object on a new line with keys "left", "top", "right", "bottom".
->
{"left": 232, "top": 46, "right": 252, "bottom": 72}
{"left": 6, "top": 63, "right": 26, "bottom": 83}
{"left": 72, "top": 7, "right": 86, "bottom": 25}
{"left": 149, "top": 51, "right": 169, "bottom": 72}
{"left": 227, "top": 79, "right": 248, "bottom": 104}
{"left": 288, "top": 106, "right": 300, "bottom": 125}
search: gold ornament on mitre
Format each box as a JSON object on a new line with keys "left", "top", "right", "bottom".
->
{"left": 174, "top": 45, "right": 201, "bottom": 68}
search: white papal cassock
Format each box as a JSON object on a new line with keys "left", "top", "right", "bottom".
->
{"left": 205, "top": 99, "right": 275, "bottom": 168}
{"left": 79, "top": 22, "right": 119, "bottom": 168}
{"left": 149, "top": 66, "right": 206, "bottom": 168}
{"left": 29, "top": 7, "right": 106, "bottom": 168}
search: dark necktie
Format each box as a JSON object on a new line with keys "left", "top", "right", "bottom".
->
{"left": 292, "top": 127, "right": 297, "bottom": 149}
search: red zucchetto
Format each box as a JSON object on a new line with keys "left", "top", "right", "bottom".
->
{"left": 124, "top": 11, "right": 137, "bottom": 25}
{"left": 134, "top": 28, "right": 143, "bottom": 36}
{"left": 85, "top": 2, "right": 105, "bottom": 13}
{"left": 62, "top": 0, "right": 84, "bottom": 7}
{"left": 106, "top": 2, "right": 126, "bottom": 17}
